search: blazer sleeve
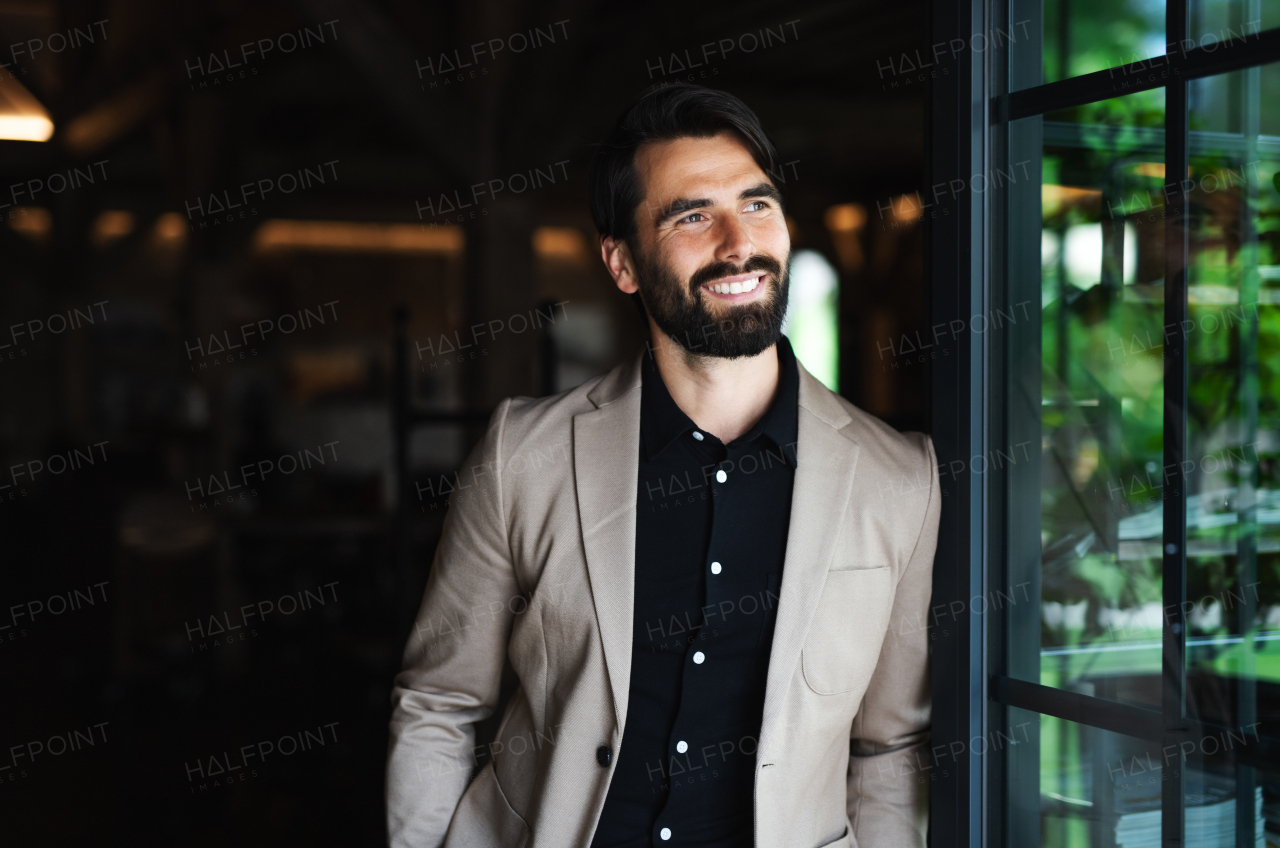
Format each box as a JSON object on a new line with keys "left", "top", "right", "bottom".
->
{"left": 846, "top": 432, "right": 940, "bottom": 848}
{"left": 386, "top": 398, "right": 520, "bottom": 848}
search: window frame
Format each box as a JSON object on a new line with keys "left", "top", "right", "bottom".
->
{"left": 927, "top": 2, "right": 1280, "bottom": 846}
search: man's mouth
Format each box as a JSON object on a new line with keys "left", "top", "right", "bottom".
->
{"left": 699, "top": 273, "right": 766, "bottom": 299}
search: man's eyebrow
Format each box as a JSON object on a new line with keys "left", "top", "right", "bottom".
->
{"left": 739, "top": 183, "right": 783, "bottom": 204}
{"left": 655, "top": 196, "right": 713, "bottom": 225}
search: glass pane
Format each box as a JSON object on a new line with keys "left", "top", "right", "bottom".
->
{"left": 1190, "top": 0, "right": 1280, "bottom": 50}
{"left": 1006, "top": 89, "right": 1173, "bottom": 706}
{"left": 1005, "top": 706, "right": 1165, "bottom": 847}
{"left": 1184, "top": 61, "right": 1280, "bottom": 848}
{"left": 1042, "top": 0, "right": 1166, "bottom": 85}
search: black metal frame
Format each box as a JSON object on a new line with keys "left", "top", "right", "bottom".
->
{"left": 930, "top": 3, "right": 1280, "bottom": 846}
{"left": 999, "top": 27, "right": 1280, "bottom": 120}
{"left": 928, "top": 0, "right": 989, "bottom": 842}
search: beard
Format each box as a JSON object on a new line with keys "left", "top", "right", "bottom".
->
{"left": 633, "top": 247, "right": 791, "bottom": 360}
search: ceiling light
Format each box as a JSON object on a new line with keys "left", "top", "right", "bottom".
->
{"left": 0, "top": 73, "right": 53, "bottom": 142}
{"left": 152, "top": 212, "right": 188, "bottom": 245}
{"left": 824, "top": 203, "right": 867, "bottom": 233}
{"left": 8, "top": 206, "right": 52, "bottom": 243}
{"left": 91, "top": 209, "right": 136, "bottom": 248}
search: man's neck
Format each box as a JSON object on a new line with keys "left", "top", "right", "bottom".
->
{"left": 647, "top": 318, "right": 781, "bottom": 444}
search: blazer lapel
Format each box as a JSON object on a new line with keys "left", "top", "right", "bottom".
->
{"left": 573, "top": 353, "right": 644, "bottom": 731}
{"left": 760, "top": 363, "right": 860, "bottom": 753}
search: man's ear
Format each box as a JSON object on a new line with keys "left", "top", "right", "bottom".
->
{"left": 600, "top": 236, "right": 640, "bottom": 295}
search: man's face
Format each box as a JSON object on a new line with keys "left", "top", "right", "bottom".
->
{"left": 617, "top": 132, "right": 791, "bottom": 359}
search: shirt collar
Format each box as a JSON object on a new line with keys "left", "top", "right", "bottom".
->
{"left": 640, "top": 334, "right": 800, "bottom": 466}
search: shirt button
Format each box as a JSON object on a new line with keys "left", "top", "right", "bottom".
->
{"left": 710, "top": 561, "right": 722, "bottom": 574}
{"left": 693, "top": 651, "right": 705, "bottom": 664}
{"left": 676, "top": 740, "right": 688, "bottom": 753}
{"left": 691, "top": 431, "right": 704, "bottom": 441}
{"left": 715, "top": 469, "right": 727, "bottom": 483}
{"left": 660, "top": 827, "right": 672, "bottom": 840}
{"left": 596, "top": 746, "right": 611, "bottom": 767}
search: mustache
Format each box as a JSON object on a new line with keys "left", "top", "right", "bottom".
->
{"left": 688, "top": 254, "right": 784, "bottom": 294}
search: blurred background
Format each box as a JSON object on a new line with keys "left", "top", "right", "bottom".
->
{"left": 0, "top": 0, "right": 932, "bottom": 843}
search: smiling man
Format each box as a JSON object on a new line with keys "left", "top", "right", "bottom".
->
{"left": 386, "top": 84, "right": 941, "bottom": 848}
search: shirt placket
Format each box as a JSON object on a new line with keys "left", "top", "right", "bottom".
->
{"left": 652, "top": 439, "right": 740, "bottom": 846}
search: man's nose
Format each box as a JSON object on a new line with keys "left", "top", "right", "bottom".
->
{"left": 713, "top": 215, "right": 755, "bottom": 263}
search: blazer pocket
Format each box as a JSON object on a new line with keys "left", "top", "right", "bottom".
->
{"left": 827, "top": 563, "right": 890, "bottom": 573}
{"left": 801, "top": 567, "right": 893, "bottom": 696}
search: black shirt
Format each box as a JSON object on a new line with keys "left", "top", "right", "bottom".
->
{"left": 590, "top": 336, "right": 800, "bottom": 848}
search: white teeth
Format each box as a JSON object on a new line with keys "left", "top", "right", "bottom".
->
{"left": 707, "top": 276, "right": 762, "bottom": 295}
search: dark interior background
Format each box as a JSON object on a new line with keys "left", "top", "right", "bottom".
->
{"left": 0, "top": 1, "right": 936, "bottom": 843}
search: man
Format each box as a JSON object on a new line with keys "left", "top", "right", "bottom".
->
{"left": 386, "top": 84, "right": 940, "bottom": 848}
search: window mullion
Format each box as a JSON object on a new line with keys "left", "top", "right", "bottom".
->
{"left": 1161, "top": 2, "right": 1191, "bottom": 845}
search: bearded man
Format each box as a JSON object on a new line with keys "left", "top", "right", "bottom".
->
{"left": 386, "top": 83, "right": 941, "bottom": 848}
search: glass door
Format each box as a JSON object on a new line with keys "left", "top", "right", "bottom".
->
{"left": 987, "top": 2, "right": 1280, "bottom": 846}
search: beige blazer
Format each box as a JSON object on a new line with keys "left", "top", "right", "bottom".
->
{"left": 386, "top": 349, "right": 941, "bottom": 848}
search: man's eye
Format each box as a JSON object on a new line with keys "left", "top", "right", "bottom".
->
{"left": 678, "top": 212, "right": 705, "bottom": 224}
{"left": 746, "top": 200, "right": 769, "bottom": 212}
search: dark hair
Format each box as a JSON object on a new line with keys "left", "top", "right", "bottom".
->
{"left": 588, "top": 84, "right": 782, "bottom": 246}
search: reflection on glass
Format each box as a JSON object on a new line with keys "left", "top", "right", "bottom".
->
{"left": 1190, "top": 0, "right": 1279, "bottom": 54}
{"left": 1009, "top": 58, "right": 1280, "bottom": 848}
{"left": 1017, "top": 90, "right": 1169, "bottom": 706}
{"left": 1042, "top": 0, "right": 1166, "bottom": 84}
{"left": 1185, "top": 62, "right": 1280, "bottom": 848}
{"left": 1007, "top": 707, "right": 1166, "bottom": 847}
